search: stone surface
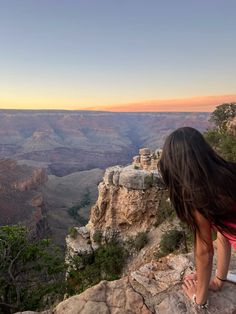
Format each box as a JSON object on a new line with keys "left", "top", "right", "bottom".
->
{"left": 130, "top": 254, "right": 236, "bottom": 314}
{"left": 54, "top": 278, "right": 151, "bottom": 314}
{"left": 15, "top": 311, "right": 51, "bottom": 314}
{"left": 139, "top": 148, "right": 151, "bottom": 156}
{"left": 89, "top": 181, "right": 164, "bottom": 240}
{"left": 119, "top": 168, "right": 153, "bottom": 190}
{"left": 66, "top": 226, "right": 93, "bottom": 259}
{"left": 103, "top": 165, "right": 163, "bottom": 190}
{"left": 16, "top": 254, "right": 236, "bottom": 314}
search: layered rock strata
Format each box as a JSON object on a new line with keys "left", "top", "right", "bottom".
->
{"left": 66, "top": 161, "right": 165, "bottom": 257}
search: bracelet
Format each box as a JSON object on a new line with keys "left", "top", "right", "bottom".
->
{"left": 216, "top": 275, "right": 227, "bottom": 282}
{"left": 192, "top": 294, "right": 209, "bottom": 309}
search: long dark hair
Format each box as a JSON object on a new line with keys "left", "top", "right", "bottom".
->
{"left": 158, "top": 127, "right": 236, "bottom": 236}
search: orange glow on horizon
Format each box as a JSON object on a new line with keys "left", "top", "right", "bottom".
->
{"left": 0, "top": 94, "right": 235, "bottom": 112}
{"left": 80, "top": 94, "right": 236, "bottom": 112}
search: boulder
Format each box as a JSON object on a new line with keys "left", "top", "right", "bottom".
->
{"left": 119, "top": 168, "right": 153, "bottom": 190}
{"left": 139, "top": 148, "right": 151, "bottom": 156}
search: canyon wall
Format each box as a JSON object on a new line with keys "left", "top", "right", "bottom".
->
{"left": 0, "top": 159, "right": 49, "bottom": 237}
{"left": 0, "top": 110, "right": 210, "bottom": 175}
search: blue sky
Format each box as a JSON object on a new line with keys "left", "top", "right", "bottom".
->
{"left": 0, "top": 0, "right": 235, "bottom": 110}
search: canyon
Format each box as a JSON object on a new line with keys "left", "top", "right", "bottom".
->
{"left": 0, "top": 110, "right": 209, "bottom": 176}
{"left": 15, "top": 145, "right": 236, "bottom": 314}
{"left": 0, "top": 110, "right": 210, "bottom": 241}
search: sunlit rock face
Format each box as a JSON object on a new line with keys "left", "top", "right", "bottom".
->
{"left": 66, "top": 148, "right": 165, "bottom": 258}
{"left": 88, "top": 165, "right": 165, "bottom": 242}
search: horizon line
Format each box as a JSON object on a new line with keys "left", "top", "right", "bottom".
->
{"left": 0, "top": 108, "right": 211, "bottom": 113}
{"left": 0, "top": 94, "right": 235, "bottom": 112}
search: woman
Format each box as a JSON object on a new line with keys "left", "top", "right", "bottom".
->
{"left": 158, "top": 127, "right": 236, "bottom": 309}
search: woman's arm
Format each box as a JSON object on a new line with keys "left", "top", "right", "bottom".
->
{"left": 210, "top": 231, "right": 231, "bottom": 290}
{"left": 183, "top": 209, "right": 214, "bottom": 305}
{"left": 194, "top": 210, "right": 214, "bottom": 304}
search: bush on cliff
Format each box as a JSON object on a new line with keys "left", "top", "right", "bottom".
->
{"left": 67, "top": 188, "right": 91, "bottom": 225}
{"left": 204, "top": 102, "right": 236, "bottom": 162}
{"left": 69, "top": 226, "right": 78, "bottom": 239}
{"left": 155, "top": 228, "right": 185, "bottom": 259}
{"left": 154, "top": 191, "right": 175, "bottom": 227}
{"left": 0, "top": 225, "right": 65, "bottom": 314}
{"left": 126, "top": 231, "right": 148, "bottom": 252}
{"left": 67, "top": 240, "right": 125, "bottom": 294}
{"left": 93, "top": 229, "right": 103, "bottom": 244}
{"left": 204, "top": 130, "right": 236, "bottom": 162}
{"left": 209, "top": 102, "right": 236, "bottom": 132}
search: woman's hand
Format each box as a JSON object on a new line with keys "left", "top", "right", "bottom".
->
{"left": 184, "top": 273, "right": 224, "bottom": 291}
{"left": 182, "top": 279, "right": 197, "bottom": 300}
{"left": 209, "top": 277, "right": 224, "bottom": 291}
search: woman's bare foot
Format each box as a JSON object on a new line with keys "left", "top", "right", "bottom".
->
{"left": 184, "top": 272, "right": 197, "bottom": 281}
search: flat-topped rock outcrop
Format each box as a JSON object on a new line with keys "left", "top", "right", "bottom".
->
{"left": 103, "top": 165, "right": 163, "bottom": 190}
{"left": 66, "top": 149, "right": 165, "bottom": 258}
{"left": 87, "top": 155, "right": 165, "bottom": 241}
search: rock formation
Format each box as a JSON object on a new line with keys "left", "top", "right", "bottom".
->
{"left": 66, "top": 150, "right": 165, "bottom": 257}
{"left": 15, "top": 253, "right": 236, "bottom": 314}
{"left": 88, "top": 165, "right": 164, "bottom": 239}
{"left": 132, "top": 148, "right": 162, "bottom": 171}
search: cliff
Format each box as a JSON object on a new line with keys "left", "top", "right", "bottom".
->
{"left": 66, "top": 148, "right": 165, "bottom": 258}
{"left": 15, "top": 253, "right": 236, "bottom": 314}
{"left": 0, "top": 159, "right": 49, "bottom": 236}
{"left": 62, "top": 148, "right": 236, "bottom": 314}
{"left": 15, "top": 147, "right": 236, "bottom": 313}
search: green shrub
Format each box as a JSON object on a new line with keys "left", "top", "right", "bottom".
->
{"left": 68, "top": 188, "right": 91, "bottom": 224}
{"left": 67, "top": 240, "right": 125, "bottom": 294}
{"left": 133, "top": 232, "right": 148, "bottom": 251}
{"left": 178, "top": 222, "right": 194, "bottom": 252}
{"left": 209, "top": 102, "right": 236, "bottom": 132}
{"left": 0, "top": 225, "right": 65, "bottom": 313}
{"left": 144, "top": 174, "right": 153, "bottom": 187}
{"left": 154, "top": 192, "right": 175, "bottom": 227}
{"left": 69, "top": 227, "right": 78, "bottom": 239}
{"left": 204, "top": 130, "right": 236, "bottom": 162}
{"left": 155, "top": 229, "right": 184, "bottom": 259}
{"left": 204, "top": 103, "right": 236, "bottom": 162}
{"left": 95, "top": 240, "right": 125, "bottom": 280}
{"left": 93, "top": 230, "right": 103, "bottom": 244}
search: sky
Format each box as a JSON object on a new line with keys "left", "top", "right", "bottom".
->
{"left": 0, "top": 0, "right": 235, "bottom": 111}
